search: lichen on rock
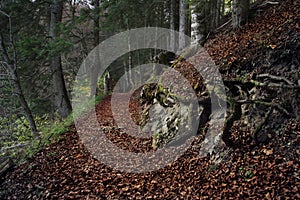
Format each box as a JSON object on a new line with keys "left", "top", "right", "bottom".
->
{"left": 139, "top": 83, "right": 195, "bottom": 149}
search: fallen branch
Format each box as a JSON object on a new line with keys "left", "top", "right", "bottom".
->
{"left": 217, "top": 19, "right": 232, "bottom": 31}
{"left": 258, "top": 1, "right": 280, "bottom": 7}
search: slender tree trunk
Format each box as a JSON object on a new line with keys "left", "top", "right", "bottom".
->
{"left": 232, "top": 0, "right": 249, "bottom": 29}
{"left": 191, "top": 2, "right": 203, "bottom": 45}
{"left": 90, "top": 0, "right": 101, "bottom": 98}
{"left": 190, "top": 0, "right": 224, "bottom": 45}
{"left": 170, "top": 0, "right": 176, "bottom": 51}
{"left": 240, "top": 0, "right": 250, "bottom": 25}
{"left": 137, "top": 51, "right": 142, "bottom": 83}
{"left": 48, "top": 0, "right": 72, "bottom": 118}
{"left": 191, "top": 0, "right": 208, "bottom": 45}
{"left": 123, "top": 61, "right": 128, "bottom": 93}
{"left": 217, "top": 0, "right": 222, "bottom": 25}
{"left": 128, "top": 44, "right": 133, "bottom": 89}
{"left": 93, "top": 0, "right": 100, "bottom": 46}
{"left": 0, "top": 32, "right": 39, "bottom": 137}
{"left": 179, "top": 0, "right": 188, "bottom": 49}
{"left": 210, "top": 0, "right": 215, "bottom": 31}
{"left": 232, "top": 0, "right": 240, "bottom": 29}
{"left": 213, "top": 0, "right": 221, "bottom": 30}
{"left": 103, "top": 71, "right": 110, "bottom": 95}
{"left": 221, "top": 0, "right": 225, "bottom": 17}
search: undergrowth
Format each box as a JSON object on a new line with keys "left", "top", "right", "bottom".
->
{"left": 0, "top": 94, "right": 106, "bottom": 164}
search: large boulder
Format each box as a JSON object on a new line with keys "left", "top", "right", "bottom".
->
{"left": 139, "top": 84, "right": 198, "bottom": 148}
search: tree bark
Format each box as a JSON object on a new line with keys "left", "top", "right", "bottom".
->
{"left": 170, "top": 0, "right": 176, "bottom": 51}
{"left": 190, "top": 0, "right": 212, "bottom": 45}
{"left": 0, "top": 32, "right": 39, "bottom": 138}
{"left": 103, "top": 71, "right": 110, "bottom": 95}
{"left": 191, "top": 2, "right": 203, "bottom": 45}
{"left": 123, "top": 61, "right": 129, "bottom": 93}
{"left": 90, "top": 0, "right": 102, "bottom": 98}
{"left": 48, "top": 0, "right": 72, "bottom": 118}
{"left": 179, "top": 0, "right": 188, "bottom": 49}
{"left": 128, "top": 36, "right": 134, "bottom": 89}
{"left": 93, "top": 0, "right": 100, "bottom": 47}
{"left": 232, "top": 0, "right": 249, "bottom": 29}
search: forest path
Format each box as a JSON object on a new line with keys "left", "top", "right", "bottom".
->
{"left": 1, "top": 1, "right": 299, "bottom": 198}
{"left": 1, "top": 91, "right": 299, "bottom": 199}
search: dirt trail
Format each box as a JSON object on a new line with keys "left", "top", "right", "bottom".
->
{"left": 1, "top": 0, "right": 299, "bottom": 199}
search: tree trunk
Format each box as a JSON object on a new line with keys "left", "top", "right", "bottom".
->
{"left": 90, "top": 0, "right": 101, "bottom": 97}
{"left": 206, "top": 0, "right": 221, "bottom": 32}
{"left": 241, "top": 0, "right": 250, "bottom": 25}
{"left": 48, "top": 0, "right": 72, "bottom": 118}
{"left": 216, "top": 0, "right": 221, "bottom": 27}
{"left": 221, "top": 0, "right": 225, "bottom": 17}
{"left": 103, "top": 71, "right": 110, "bottom": 95}
{"left": 179, "top": 0, "right": 188, "bottom": 49}
{"left": 170, "top": 0, "right": 176, "bottom": 51}
{"left": 191, "top": 0, "right": 209, "bottom": 45}
{"left": 128, "top": 44, "right": 134, "bottom": 89}
{"left": 0, "top": 32, "right": 39, "bottom": 138}
{"left": 191, "top": 2, "right": 203, "bottom": 45}
{"left": 232, "top": 0, "right": 249, "bottom": 29}
{"left": 123, "top": 61, "right": 129, "bottom": 93}
{"left": 93, "top": 0, "right": 100, "bottom": 47}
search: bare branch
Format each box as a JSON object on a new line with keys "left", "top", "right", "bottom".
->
{"left": 0, "top": 142, "right": 31, "bottom": 153}
{"left": 258, "top": 1, "right": 280, "bottom": 7}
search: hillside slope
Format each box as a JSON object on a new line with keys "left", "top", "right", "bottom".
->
{"left": 0, "top": 0, "right": 299, "bottom": 199}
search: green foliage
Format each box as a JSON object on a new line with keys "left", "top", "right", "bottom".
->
{"left": 15, "top": 36, "right": 47, "bottom": 60}
{"left": 0, "top": 115, "right": 34, "bottom": 146}
{"left": 0, "top": 112, "right": 73, "bottom": 163}
{"left": 101, "top": 0, "right": 167, "bottom": 33}
{"left": 244, "top": 170, "right": 254, "bottom": 179}
{"left": 47, "top": 37, "right": 74, "bottom": 57}
{"left": 239, "top": 164, "right": 256, "bottom": 180}
{"left": 1, "top": 114, "right": 38, "bottom": 162}
{"left": 39, "top": 114, "right": 73, "bottom": 144}
{"left": 46, "top": 150, "right": 58, "bottom": 158}
{"left": 72, "top": 78, "right": 93, "bottom": 104}
{"left": 72, "top": 92, "right": 106, "bottom": 120}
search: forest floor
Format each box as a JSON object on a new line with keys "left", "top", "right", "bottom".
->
{"left": 1, "top": 0, "right": 299, "bottom": 199}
